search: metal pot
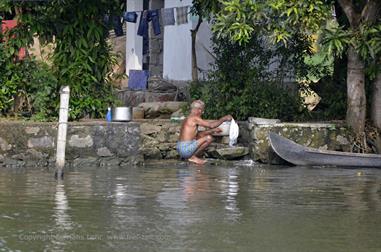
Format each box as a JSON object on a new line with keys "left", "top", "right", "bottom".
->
{"left": 112, "top": 107, "right": 132, "bottom": 122}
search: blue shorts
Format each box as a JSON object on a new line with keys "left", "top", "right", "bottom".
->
{"left": 176, "top": 140, "right": 198, "bottom": 159}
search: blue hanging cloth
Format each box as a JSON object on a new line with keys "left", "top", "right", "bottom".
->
{"left": 161, "top": 8, "right": 175, "bottom": 26}
{"left": 137, "top": 9, "right": 161, "bottom": 37}
{"left": 123, "top": 11, "right": 138, "bottom": 23}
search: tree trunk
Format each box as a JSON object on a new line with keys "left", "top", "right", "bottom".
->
{"left": 371, "top": 72, "right": 381, "bottom": 130}
{"left": 346, "top": 46, "right": 366, "bottom": 133}
{"left": 15, "top": 7, "right": 23, "bottom": 19}
{"left": 191, "top": 16, "right": 203, "bottom": 81}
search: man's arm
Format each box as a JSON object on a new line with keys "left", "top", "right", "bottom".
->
{"left": 195, "top": 115, "right": 232, "bottom": 129}
{"left": 197, "top": 127, "right": 222, "bottom": 138}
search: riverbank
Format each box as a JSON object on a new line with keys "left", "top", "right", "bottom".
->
{"left": 0, "top": 118, "right": 352, "bottom": 168}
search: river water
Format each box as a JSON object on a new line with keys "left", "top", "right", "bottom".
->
{"left": 0, "top": 161, "right": 380, "bottom": 252}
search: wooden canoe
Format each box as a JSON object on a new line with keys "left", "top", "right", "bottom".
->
{"left": 268, "top": 132, "right": 381, "bottom": 167}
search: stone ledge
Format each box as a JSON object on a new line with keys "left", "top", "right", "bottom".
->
{"left": 209, "top": 146, "right": 250, "bottom": 160}
{"left": 0, "top": 119, "right": 140, "bottom": 126}
{"left": 0, "top": 156, "right": 142, "bottom": 168}
{"left": 256, "top": 122, "right": 344, "bottom": 128}
{"left": 248, "top": 122, "right": 352, "bottom": 163}
{"left": 0, "top": 121, "right": 142, "bottom": 168}
{"left": 0, "top": 119, "right": 353, "bottom": 166}
{"left": 133, "top": 119, "right": 181, "bottom": 123}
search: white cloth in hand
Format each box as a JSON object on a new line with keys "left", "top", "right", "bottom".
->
{"left": 229, "top": 118, "right": 239, "bottom": 147}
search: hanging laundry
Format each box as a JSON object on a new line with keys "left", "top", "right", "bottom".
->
{"left": 161, "top": 8, "right": 175, "bottom": 26}
{"left": 103, "top": 14, "right": 110, "bottom": 26}
{"left": 176, "top": 6, "right": 188, "bottom": 25}
{"left": 128, "top": 70, "right": 149, "bottom": 90}
{"left": 111, "top": 15, "right": 124, "bottom": 37}
{"left": 137, "top": 10, "right": 149, "bottom": 38}
{"left": 149, "top": 9, "right": 161, "bottom": 36}
{"left": 137, "top": 10, "right": 161, "bottom": 37}
{"left": 123, "top": 11, "right": 138, "bottom": 23}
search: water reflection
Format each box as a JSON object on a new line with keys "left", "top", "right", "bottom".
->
{"left": 49, "top": 182, "right": 73, "bottom": 251}
{"left": 219, "top": 168, "right": 241, "bottom": 220}
{"left": 53, "top": 182, "right": 72, "bottom": 231}
{"left": 180, "top": 168, "right": 212, "bottom": 202}
{"left": 0, "top": 164, "right": 380, "bottom": 252}
{"left": 114, "top": 183, "right": 129, "bottom": 206}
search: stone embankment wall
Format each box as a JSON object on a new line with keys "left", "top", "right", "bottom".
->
{"left": 0, "top": 121, "right": 141, "bottom": 168}
{"left": 0, "top": 119, "right": 353, "bottom": 167}
{"left": 239, "top": 118, "right": 352, "bottom": 164}
{"left": 139, "top": 120, "right": 181, "bottom": 160}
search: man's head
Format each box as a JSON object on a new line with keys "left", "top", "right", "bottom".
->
{"left": 190, "top": 100, "right": 205, "bottom": 116}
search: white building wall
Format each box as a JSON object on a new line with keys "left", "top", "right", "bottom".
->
{"left": 195, "top": 20, "right": 215, "bottom": 80}
{"left": 126, "top": 0, "right": 215, "bottom": 81}
{"left": 163, "top": 0, "right": 193, "bottom": 81}
{"left": 126, "top": 0, "right": 143, "bottom": 75}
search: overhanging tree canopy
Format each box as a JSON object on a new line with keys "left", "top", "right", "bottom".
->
{"left": 211, "top": 0, "right": 381, "bottom": 133}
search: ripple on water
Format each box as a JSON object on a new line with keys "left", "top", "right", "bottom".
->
{"left": 0, "top": 165, "right": 380, "bottom": 252}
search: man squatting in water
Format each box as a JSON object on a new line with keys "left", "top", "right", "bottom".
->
{"left": 176, "top": 100, "right": 232, "bottom": 164}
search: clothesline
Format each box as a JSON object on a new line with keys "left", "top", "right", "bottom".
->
{"left": 127, "top": 5, "right": 191, "bottom": 14}
{"left": 124, "top": 5, "right": 192, "bottom": 33}
{"left": 110, "top": 5, "right": 194, "bottom": 38}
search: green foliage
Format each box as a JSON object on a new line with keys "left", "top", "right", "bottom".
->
{"left": 27, "top": 61, "right": 60, "bottom": 120}
{"left": 209, "top": 0, "right": 381, "bottom": 125}
{"left": 270, "top": 0, "right": 331, "bottom": 35}
{"left": 28, "top": 0, "right": 119, "bottom": 120}
{"left": 191, "top": 0, "right": 220, "bottom": 19}
{"left": 362, "top": 23, "right": 381, "bottom": 80}
{"left": 191, "top": 81, "right": 304, "bottom": 121}
{"left": 320, "top": 22, "right": 351, "bottom": 58}
{"left": 302, "top": 50, "right": 334, "bottom": 83}
{"left": 320, "top": 20, "right": 381, "bottom": 82}
{"left": 368, "top": 24, "right": 381, "bottom": 56}
{"left": 0, "top": 40, "right": 59, "bottom": 118}
{"left": 1, "top": 0, "right": 121, "bottom": 120}
{"left": 213, "top": 0, "right": 332, "bottom": 46}
{"left": 320, "top": 21, "right": 381, "bottom": 61}
{"left": 190, "top": 35, "right": 307, "bottom": 121}
{"left": 212, "top": 0, "right": 259, "bottom": 44}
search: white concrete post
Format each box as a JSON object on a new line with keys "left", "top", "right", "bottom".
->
{"left": 55, "top": 86, "right": 70, "bottom": 179}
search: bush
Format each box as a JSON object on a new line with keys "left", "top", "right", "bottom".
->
{"left": 190, "top": 81, "right": 304, "bottom": 121}
{"left": 30, "top": 0, "right": 120, "bottom": 120}
{"left": 190, "top": 34, "right": 307, "bottom": 121}
{"left": 0, "top": 27, "right": 59, "bottom": 120}
{"left": 0, "top": 55, "right": 59, "bottom": 120}
{"left": 0, "top": 0, "right": 123, "bottom": 120}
